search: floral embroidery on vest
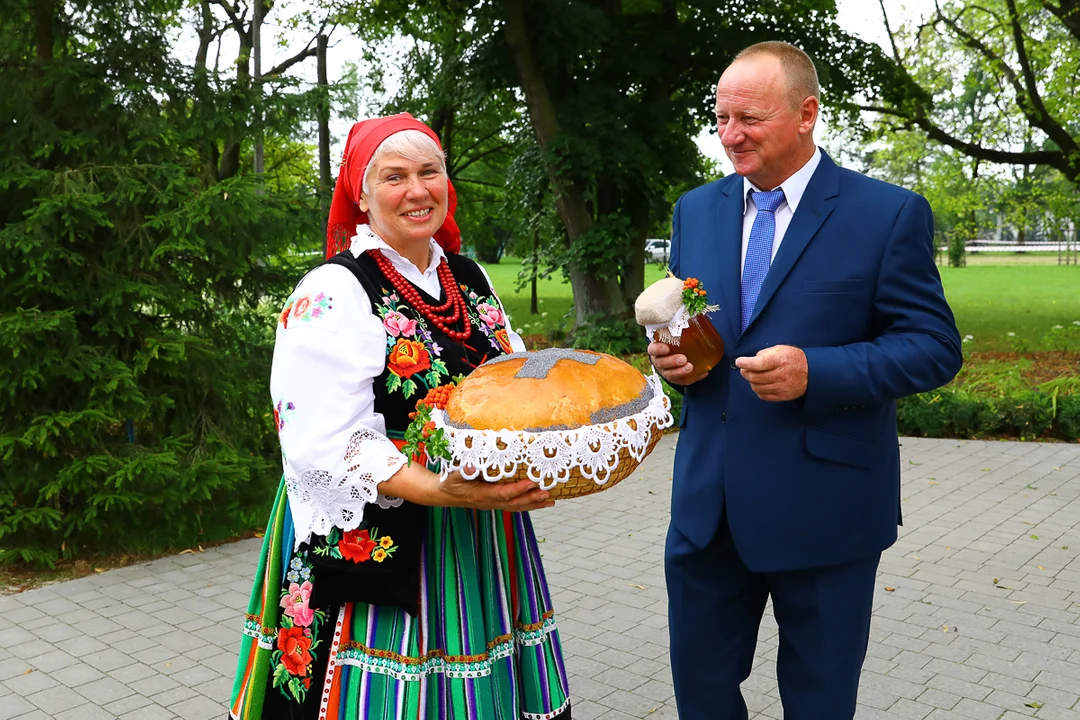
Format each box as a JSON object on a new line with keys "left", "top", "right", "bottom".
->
{"left": 272, "top": 551, "right": 326, "bottom": 704}
{"left": 279, "top": 291, "right": 333, "bottom": 328}
{"left": 463, "top": 286, "right": 514, "bottom": 354}
{"left": 376, "top": 291, "right": 451, "bottom": 398}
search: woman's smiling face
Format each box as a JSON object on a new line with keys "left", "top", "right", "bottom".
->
{"left": 361, "top": 152, "right": 448, "bottom": 250}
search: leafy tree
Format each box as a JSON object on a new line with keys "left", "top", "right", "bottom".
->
{"left": 359, "top": 0, "right": 907, "bottom": 344}
{"left": 865, "top": 0, "right": 1080, "bottom": 185}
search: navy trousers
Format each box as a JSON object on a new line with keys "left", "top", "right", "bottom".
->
{"left": 665, "top": 515, "right": 880, "bottom": 720}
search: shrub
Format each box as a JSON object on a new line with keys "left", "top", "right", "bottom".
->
{"left": 1, "top": 20, "right": 316, "bottom": 567}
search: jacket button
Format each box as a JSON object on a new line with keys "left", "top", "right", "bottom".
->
{"left": 729, "top": 358, "right": 738, "bottom": 370}
{"left": 721, "top": 413, "right": 727, "bottom": 424}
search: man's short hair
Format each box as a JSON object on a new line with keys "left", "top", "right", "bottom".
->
{"left": 733, "top": 41, "right": 820, "bottom": 108}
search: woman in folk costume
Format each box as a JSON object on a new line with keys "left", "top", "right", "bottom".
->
{"left": 229, "top": 113, "right": 572, "bottom": 720}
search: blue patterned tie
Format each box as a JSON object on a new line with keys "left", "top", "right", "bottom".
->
{"left": 740, "top": 189, "right": 786, "bottom": 332}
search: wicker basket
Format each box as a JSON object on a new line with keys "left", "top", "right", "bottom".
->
{"left": 482, "top": 418, "right": 667, "bottom": 500}
{"left": 435, "top": 383, "right": 671, "bottom": 501}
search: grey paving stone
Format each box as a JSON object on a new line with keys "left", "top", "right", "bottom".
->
{"left": 3, "top": 436, "right": 1080, "bottom": 720}
{"left": 0, "top": 695, "right": 35, "bottom": 720}
{"left": 74, "top": 675, "right": 135, "bottom": 704}
{"left": 25, "top": 684, "right": 89, "bottom": 715}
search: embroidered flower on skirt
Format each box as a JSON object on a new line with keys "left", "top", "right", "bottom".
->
{"left": 271, "top": 551, "right": 326, "bottom": 704}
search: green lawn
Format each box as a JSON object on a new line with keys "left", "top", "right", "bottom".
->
{"left": 939, "top": 266, "right": 1080, "bottom": 351}
{"left": 483, "top": 258, "right": 1080, "bottom": 353}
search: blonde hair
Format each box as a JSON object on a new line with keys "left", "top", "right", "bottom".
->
{"left": 733, "top": 41, "right": 820, "bottom": 109}
{"left": 362, "top": 130, "right": 446, "bottom": 195}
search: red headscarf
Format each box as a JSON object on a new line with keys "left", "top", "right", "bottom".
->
{"left": 325, "top": 113, "right": 461, "bottom": 258}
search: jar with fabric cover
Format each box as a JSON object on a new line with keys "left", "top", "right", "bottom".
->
{"left": 635, "top": 275, "right": 725, "bottom": 373}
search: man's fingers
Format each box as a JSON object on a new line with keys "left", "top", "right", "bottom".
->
{"left": 740, "top": 369, "right": 783, "bottom": 386}
{"left": 647, "top": 341, "right": 672, "bottom": 358}
{"left": 652, "top": 352, "right": 689, "bottom": 371}
{"left": 736, "top": 354, "right": 779, "bottom": 372}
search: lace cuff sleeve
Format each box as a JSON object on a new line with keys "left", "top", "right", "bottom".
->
{"left": 271, "top": 264, "right": 407, "bottom": 548}
{"left": 284, "top": 428, "right": 406, "bottom": 548}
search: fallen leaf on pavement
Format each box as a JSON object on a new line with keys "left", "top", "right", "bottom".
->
{"left": 884, "top": 587, "right": 895, "bottom": 592}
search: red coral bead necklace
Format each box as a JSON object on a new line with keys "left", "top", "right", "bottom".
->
{"left": 368, "top": 249, "right": 473, "bottom": 342}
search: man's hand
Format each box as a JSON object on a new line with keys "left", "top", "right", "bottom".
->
{"left": 735, "top": 345, "right": 808, "bottom": 402}
{"left": 648, "top": 341, "right": 709, "bottom": 386}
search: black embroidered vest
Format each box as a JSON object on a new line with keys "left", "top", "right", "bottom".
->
{"left": 305, "top": 249, "right": 512, "bottom": 616}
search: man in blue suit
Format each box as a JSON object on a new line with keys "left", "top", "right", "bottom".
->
{"left": 647, "top": 42, "right": 962, "bottom": 719}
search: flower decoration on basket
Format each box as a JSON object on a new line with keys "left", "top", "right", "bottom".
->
{"left": 402, "top": 348, "right": 674, "bottom": 501}
{"left": 401, "top": 378, "right": 463, "bottom": 466}
{"left": 635, "top": 273, "right": 725, "bottom": 375}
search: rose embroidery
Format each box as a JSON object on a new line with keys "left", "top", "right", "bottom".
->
{"left": 292, "top": 296, "right": 311, "bottom": 318}
{"left": 339, "top": 528, "right": 378, "bottom": 563}
{"left": 271, "top": 552, "right": 326, "bottom": 704}
{"left": 387, "top": 339, "right": 431, "bottom": 379}
{"left": 464, "top": 291, "right": 512, "bottom": 355}
{"left": 280, "top": 292, "right": 332, "bottom": 327}
{"left": 279, "top": 581, "right": 315, "bottom": 627}
{"left": 313, "top": 527, "right": 397, "bottom": 564}
{"left": 476, "top": 302, "right": 505, "bottom": 329}
{"left": 382, "top": 310, "right": 417, "bottom": 338}
{"left": 376, "top": 291, "right": 451, "bottom": 398}
{"left": 277, "top": 626, "right": 313, "bottom": 676}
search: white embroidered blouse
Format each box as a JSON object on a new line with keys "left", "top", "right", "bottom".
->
{"left": 270, "top": 225, "right": 526, "bottom": 548}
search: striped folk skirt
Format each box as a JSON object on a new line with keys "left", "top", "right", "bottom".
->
{"left": 228, "top": 479, "right": 572, "bottom": 719}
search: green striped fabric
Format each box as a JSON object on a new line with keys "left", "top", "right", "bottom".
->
{"left": 230, "top": 479, "right": 571, "bottom": 719}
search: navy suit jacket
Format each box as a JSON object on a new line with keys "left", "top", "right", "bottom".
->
{"left": 669, "top": 151, "right": 962, "bottom": 572}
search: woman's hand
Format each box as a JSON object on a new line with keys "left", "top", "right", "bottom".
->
{"left": 439, "top": 470, "right": 555, "bottom": 512}
{"left": 380, "top": 461, "right": 554, "bottom": 512}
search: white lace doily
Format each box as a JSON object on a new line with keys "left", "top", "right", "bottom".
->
{"left": 431, "top": 372, "right": 673, "bottom": 491}
{"left": 644, "top": 306, "right": 691, "bottom": 345}
{"left": 284, "top": 428, "right": 405, "bottom": 549}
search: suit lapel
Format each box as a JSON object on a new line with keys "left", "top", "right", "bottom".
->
{"left": 743, "top": 152, "right": 840, "bottom": 333}
{"left": 714, "top": 179, "right": 745, "bottom": 339}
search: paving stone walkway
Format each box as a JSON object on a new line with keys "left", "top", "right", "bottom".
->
{"left": 3, "top": 435, "right": 1080, "bottom": 720}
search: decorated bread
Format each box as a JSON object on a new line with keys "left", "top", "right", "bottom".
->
{"left": 406, "top": 348, "right": 672, "bottom": 499}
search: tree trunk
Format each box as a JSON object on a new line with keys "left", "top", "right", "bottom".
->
{"left": 502, "top": 0, "right": 626, "bottom": 326}
{"left": 530, "top": 227, "right": 539, "bottom": 315}
{"left": 34, "top": 0, "right": 53, "bottom": 61}
{"left": 317, "top": 34, "right": 332, "bottom": 209}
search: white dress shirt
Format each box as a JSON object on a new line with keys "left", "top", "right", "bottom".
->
{"left": 739, "top": 147, "right": 822, "bottom": 273}
{"left": 269, "top": 224, "right": 526, "bottom": 547}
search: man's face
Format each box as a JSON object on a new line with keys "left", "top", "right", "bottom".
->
{"left": 714, "top": 55, "right": 815, "bottom": 190}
